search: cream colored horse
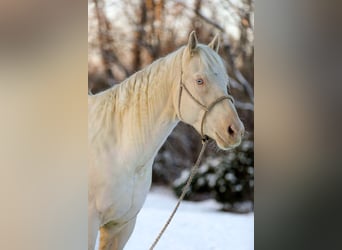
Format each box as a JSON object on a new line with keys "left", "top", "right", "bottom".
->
{"left": 88, "top": 31, "right": 244, "bottom": 250}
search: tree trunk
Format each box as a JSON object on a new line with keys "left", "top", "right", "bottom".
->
{"left": 93, "top": 0, "right": 115, "bottom": 83}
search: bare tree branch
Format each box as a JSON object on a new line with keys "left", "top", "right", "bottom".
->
{"left": 235, "top": 100, "right": 254, "bottom": 111}
{"left": 93, "top": 0, "right": 129, "bottom": 83}
{"left": 230, "top": 78, "right": 244, "bottom": 91}
{"left": 234, "top": 67, "right": 254, "bottom": 102}
{"left": 193, "top": 9, "right": 224, "bottom": 32}
{"left": 176, "top": 1, "right": 225, "bottom": 32}
{"left": 222, "top": 37, "right": 254, "bottom": 103}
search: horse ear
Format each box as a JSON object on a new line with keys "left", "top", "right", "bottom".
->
{"left": 208, "top": 33, "right": 220, "bottom": 52}
{"left": 187, "top": 31, "right": 198, "bottom": 54}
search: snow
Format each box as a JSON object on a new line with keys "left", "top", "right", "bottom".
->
{"left": 95, "top": 187, "right": 254, "bottom": 250}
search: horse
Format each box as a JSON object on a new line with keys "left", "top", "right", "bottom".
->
{"left": 88, "top": 31, "right": 245, "bottom": 250}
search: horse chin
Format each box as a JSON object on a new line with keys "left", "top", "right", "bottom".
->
{"left": 216, "top": 142, "right": 232, "bottom": 150}
{"left": 214, "top": 132, "right": 241, "bottom": 150}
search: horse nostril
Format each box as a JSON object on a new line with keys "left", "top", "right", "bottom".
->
{"left": 228, "top": 125, "right": 235, "bottom": 136}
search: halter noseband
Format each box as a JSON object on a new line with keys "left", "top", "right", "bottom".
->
{"left": 177, "top": 71, "right": 234, "bottom": 143}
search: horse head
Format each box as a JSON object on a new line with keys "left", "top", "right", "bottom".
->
{"left": 177, "top": 31, "right": 244, "bottom": 149}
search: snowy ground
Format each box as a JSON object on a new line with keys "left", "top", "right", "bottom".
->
{"left": 96, "top": 187, "right": 254, "bottom": 250}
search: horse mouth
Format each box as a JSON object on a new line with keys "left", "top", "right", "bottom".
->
{"left": 214, "top": 132, "right": 240, "bottom": 150}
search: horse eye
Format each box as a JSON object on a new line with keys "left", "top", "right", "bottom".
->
{"left": 196, "top": 79, "right": 204, "bottom": 85}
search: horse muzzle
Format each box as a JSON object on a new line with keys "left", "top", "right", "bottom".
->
{"left": 214, "top": 120, "right": 244, "bottom": 150}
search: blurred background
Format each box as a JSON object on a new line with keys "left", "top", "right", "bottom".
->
{"left": 1, "top": 0, "right": 342, "bottom": 249}
{"left": 88, "top": 0, "right": 254, "bottom": 213}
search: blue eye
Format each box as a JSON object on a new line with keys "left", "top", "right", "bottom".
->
{"left": 196, "top": 79, "right": 204, "bottom": 85}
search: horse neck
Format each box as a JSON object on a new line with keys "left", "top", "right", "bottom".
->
{"left": 114, "top": 50, "right": 183, "bottom": 161}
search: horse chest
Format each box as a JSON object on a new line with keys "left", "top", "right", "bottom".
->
{"left": 96, "top": 156, "right": 153, "bottom": 226}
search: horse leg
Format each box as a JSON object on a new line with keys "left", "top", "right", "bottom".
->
{"left": 99, "top": 217, "right": 137, "bottom": 250}
{"left": 114, "top": 218, "right": 137, "bottom": 250}
{"left": 89, "top": 205, "right": 100, "bottom": 250}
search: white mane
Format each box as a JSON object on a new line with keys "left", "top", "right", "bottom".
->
{"left": 88, "top": 47, "right": 183, "bottom": 146}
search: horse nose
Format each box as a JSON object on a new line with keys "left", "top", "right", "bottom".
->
{"left": 228, "top": 122, "right": 244, "bottom": 138}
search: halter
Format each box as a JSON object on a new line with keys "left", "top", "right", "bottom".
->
{"left": 177, "top": 70, "right": 235, "bottom": 143}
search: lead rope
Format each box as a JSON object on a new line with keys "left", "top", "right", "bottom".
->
{"left": 149, "top": 64, "right": 233, "bottom": 249}
{"left": 149, "top": 137, "right": 209, "bottom": 250}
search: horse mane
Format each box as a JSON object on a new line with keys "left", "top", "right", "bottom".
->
{"left": 88, "top": 47, "right": 184, "bottom": 143}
